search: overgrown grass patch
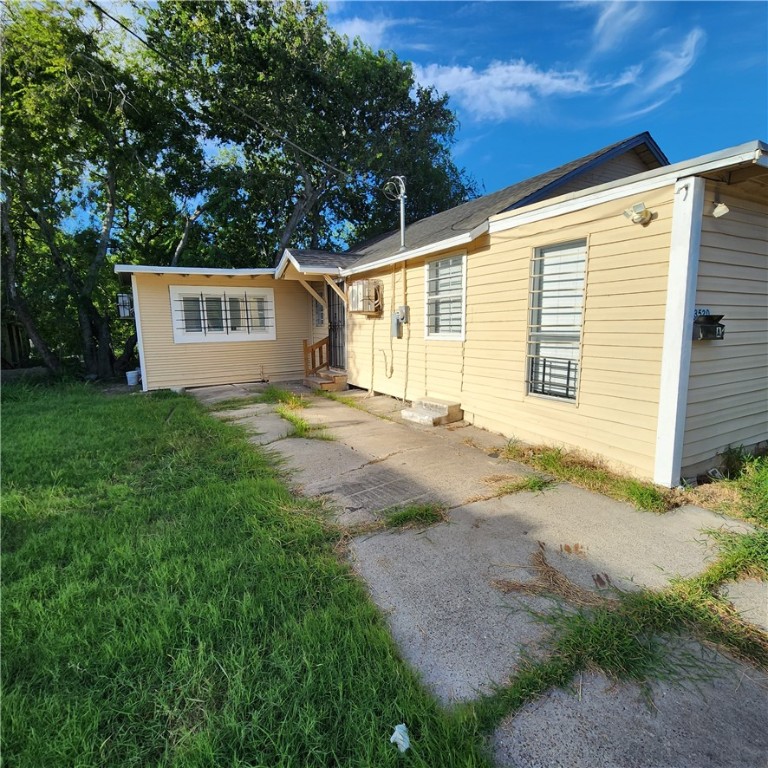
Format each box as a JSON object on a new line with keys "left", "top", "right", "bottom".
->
{"left": 383, "top": 503, "right": 448, "bottom": 529}
{"left": 496, "top": 476, "right": 553, "bottom": 496}
{"left": 501, "top": 442, "right": 675, "bottom": 513}
{"left": 2, "top": 382, "right": 489, "bottom": 767}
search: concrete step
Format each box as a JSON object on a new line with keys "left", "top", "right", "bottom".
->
{"left": 401, "top": 397, "right": 463, "bottom": 426}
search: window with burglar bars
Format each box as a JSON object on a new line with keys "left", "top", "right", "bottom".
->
{"left": 527, "top": 241, "right": 586, "bottom": 400}
{"left": 425, "top": 254, "right": 465, "bottom": 339}
{"left": 169, "top": 286, "right": 276, "bottom": 343}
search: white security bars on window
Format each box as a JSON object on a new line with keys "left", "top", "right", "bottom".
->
{"left": 426, "top": 255, "right": 464, "bottom": 338}
{"left": 170, "top": 287, "right": 276, "bottom": 343}
{"left": 527, "top": 241, "right": 586, "bottom": 400}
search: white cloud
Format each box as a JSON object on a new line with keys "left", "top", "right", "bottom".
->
{"left": 415, "top": 25, "right": 705, "bottom": 125}
{"left": 333, "top": 16, "right": 397, "bottom": 50}
{"left": 415, "top": 60, "right": 615, "bottom": 121}
{"left": 591, "top": 1, "right": 648, "bottom": 54}
{"left": 638, "top": 28, "right": 705, "bottom": 98}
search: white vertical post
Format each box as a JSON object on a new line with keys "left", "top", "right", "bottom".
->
{"left": 653, "top": 176, "right": 705, "bottom": 486}
{"left": 131, "top": 274, "right": 149, "bottom": 392}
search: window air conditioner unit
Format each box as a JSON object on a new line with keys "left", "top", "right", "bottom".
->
{"left": 348, "top": 279, "right": 383, "bottom": 315}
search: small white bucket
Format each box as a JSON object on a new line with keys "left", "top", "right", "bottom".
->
{"left": 126, "top": 370, "right": 139, "bottom": 386}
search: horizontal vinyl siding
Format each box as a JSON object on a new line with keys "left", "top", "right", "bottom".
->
{"left": 346, "top": 186, "right": 675, "bottom": 479}
{"left": 134, "top": 274, "right": 311, "bottom": 390}
{"left": 681, "top": 184, "right": 768, "bottom": 469}
{"left": 553, "top": 150, "right": 650, "bottom": 197}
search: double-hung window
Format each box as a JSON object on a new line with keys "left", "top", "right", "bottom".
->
{"left": 527, "top": 241, "right": 586, "bottom": 400}
{"left": 170, "top": 286, "right": 276, "bottom": 343}
{"left": 425, "top": 254, "right": 465, "bottom": 339}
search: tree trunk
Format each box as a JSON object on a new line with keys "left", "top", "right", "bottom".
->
{"left": 0, "top": 199, "right": 62, "bottom": 373}
{"left": 114, "top": 333, "right": 137, "bottom": 374}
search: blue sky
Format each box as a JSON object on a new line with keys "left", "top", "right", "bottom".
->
{"left": 325, "top": 1, "right": 768, "bottom": 194}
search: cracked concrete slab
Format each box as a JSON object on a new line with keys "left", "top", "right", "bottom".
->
{"left": 188, "top": 382, "right": 269, "bottom": 405}
{"left": 492, "top": 651, "right": 768, "bottom": 768}
{"left": 350, "top": 518, "right": 555, "bottom": 702}
{"left": 218, "top": 411, "right": 293, "bottom": 445}
{"left": 722, "top": 579, "right": 768, "bottom": 632}
{"left": 350, "top": 493, "right": 743, "bottom": 704}
{"left": 461, "top": 488, "right": 748, "bottom": 593}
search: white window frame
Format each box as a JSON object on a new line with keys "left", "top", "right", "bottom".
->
{"left": 169, "top": 285, "right": 276, "bottom": 343}
{"left": 424, "top": 252, "right": 466, "bottom": 341}
{"left": 526, "top": 240, "right": 587, "bottom": 402}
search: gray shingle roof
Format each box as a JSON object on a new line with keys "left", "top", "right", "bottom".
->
{"left": 347, "top": 132, "right": 667, "bottom": 269}
{"left": 283, "top": 249, "right": 362, "bottom": 271}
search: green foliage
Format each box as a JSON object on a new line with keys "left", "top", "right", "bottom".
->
{"left": 496, "top": 476, "right": 553, "bottom": 495}
{"left": 502, "top": 442, "right": 676, "bottom": 513}
{"left": 734, "top": 456, "right": 768, "bottom": 526}
{"left": 383, "top": 503, "right": 447, "bottom": 528}
{"left": 1, "top": 383, "right": 489, "bottom": 767}
{"left": 3, "top": 0, "right": 474, "bottom": 372}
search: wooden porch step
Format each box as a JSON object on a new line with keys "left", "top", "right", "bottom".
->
{"left": 304, "top": 371, "right": 348, "bottom": 392}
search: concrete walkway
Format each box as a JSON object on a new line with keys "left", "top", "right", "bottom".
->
{"left": 193, "top": 383, "right": 768, "bottom": 768}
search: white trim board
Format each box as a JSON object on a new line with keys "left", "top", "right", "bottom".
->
{"left": 131, "top": 274, "right": 149, "bottom": 392}
{"left": 653, "top": 176, "right": 705, "bottom": 487}
{"left": 115, "top": 265, "right": 275, "bottom": 276}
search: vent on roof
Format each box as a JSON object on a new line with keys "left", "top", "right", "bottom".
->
{"left": 348, "top": 279, "right": 383, "bottom": 315}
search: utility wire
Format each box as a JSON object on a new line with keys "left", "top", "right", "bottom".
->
{"left": 85, "top": 0, "right": 375, "bottom": 187}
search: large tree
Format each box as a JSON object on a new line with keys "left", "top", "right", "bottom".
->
{"left": 1, "top": 0, "right": 474, "bottom": 376}
{"left": 2, "top": 0, "right": 204, "bottom": 375}
{"left": 142, "top": 0, "right": 475, "bottom": 259}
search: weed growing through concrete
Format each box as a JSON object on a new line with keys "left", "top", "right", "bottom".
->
{"left": 501, "top": 442, "right": 675, "bottom": 513}
{"left": 477, "top": 532, "right": 768, "bottom": 730}
{"left": 383, "top": 503, "right": 448, "bottom": 529}
{"left": 496, "top": 476, "right": 553, "bottom": 496}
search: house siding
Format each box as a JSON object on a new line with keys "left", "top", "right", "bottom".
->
{"left": 346, "top": 185, "right": 675, "bottom": 478}
{"left": 133, "top": 273, "right": 311, "bottom": 390}
{"left": 552, "top": 149, "right": 651, "bottom": 197}
{"left": 681, "top": 182, "right": 768, "bottom": 471}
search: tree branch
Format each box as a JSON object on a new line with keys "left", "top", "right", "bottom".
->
{"left": 170, "top": 203, "right": 206, "bottom": 267}
{"left": 1, "top": 195, "right": 62, "bottom": 373}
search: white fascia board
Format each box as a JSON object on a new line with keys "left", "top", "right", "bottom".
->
{"left": 341, "top": 230, "right": 479, "bottom": 277}
{"left": 114, "top": 265, "right": 276, "bottom": 276}
{"left": 275, "top": 250, "right": 342, "bottom": 279}
{"left": 489, "top": 142, "right": 765, "bottom": 235}
{"left": 653, "top": 176, "right": 705, "bottom": 487}
{"left": 274, "top": 250, "right": 295, "bottom": 278}
{"left": 130, "top": 274, "right": 149, "bottom": 392}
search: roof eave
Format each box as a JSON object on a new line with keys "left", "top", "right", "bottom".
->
{"left": 489, "top": 140, "right": 767, "bottom": 234}
{"left": 114, "top": 265, "right": 276, "bottom": 276}
{"left": 342, "top": 220, "right": 489, "bottom": 276}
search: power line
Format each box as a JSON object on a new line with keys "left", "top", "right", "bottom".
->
{"left": 85, "top": 0, "right": 377, "bottom": 188}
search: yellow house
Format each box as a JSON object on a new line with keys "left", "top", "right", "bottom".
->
{"left": 116, "top": 134, "right": 767, "bottom": 487}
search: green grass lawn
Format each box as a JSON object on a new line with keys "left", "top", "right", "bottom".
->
{"left": 2, "top": 383, "right": 489, "bottom": 767}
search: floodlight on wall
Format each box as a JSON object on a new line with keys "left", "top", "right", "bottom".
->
{"left": 713, "top": 201, "right": 730, "bottom": 218}
{"left": 623, "top": 202, "right": 654, "bottom": 226}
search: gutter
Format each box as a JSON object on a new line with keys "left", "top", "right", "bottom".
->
{"left": 340, "top": 221, "right": 489, "bottom": 276}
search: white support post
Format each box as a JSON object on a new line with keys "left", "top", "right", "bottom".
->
{"left": 131, "top": 274, "right": 149, "bottom": 392}
{"left": 653, "top": 176, "right": 705, "bottom": 487}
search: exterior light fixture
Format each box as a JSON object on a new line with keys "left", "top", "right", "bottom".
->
{"left": 713, "top": 201, "right": 730, "bottom": 218}
{"left": 623, "top": 202, "right": 654, "bottom": 226}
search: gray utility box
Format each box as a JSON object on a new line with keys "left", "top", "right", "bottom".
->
{"left": 693, "top": 314, "right": 725, "bottom": 341}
